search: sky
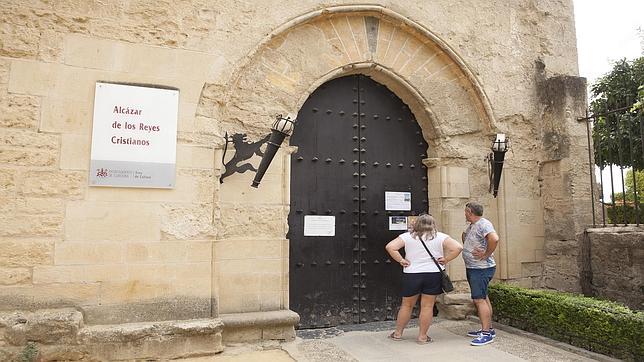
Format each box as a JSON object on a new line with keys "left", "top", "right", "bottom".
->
{"left": 572, "top": 0, "right": 643, "bottom": 201}
{"left": 573, "top": 0, "right": 643, "bottom": 84}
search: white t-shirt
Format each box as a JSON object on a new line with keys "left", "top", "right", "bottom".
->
{"left": 399, "top": 231, "right": 448, "bottom": 273}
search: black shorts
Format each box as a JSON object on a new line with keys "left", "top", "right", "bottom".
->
{"left": 401, "top": 272, "right": 443, "bottom": 297}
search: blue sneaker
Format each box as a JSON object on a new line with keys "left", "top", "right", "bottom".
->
{"left": 467, "top": 328, "right": 496, "bottom": 338}
{"left": 470, "top": 332, "right": 494, "bottom": 346}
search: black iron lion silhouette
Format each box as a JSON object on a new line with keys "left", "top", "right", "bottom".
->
{"left": 220, "top": 133, "right": 270, "bottom": 183}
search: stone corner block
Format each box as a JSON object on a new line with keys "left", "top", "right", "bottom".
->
{"left": 442, "top": 293, "right": 473, "bottom": 305}
{"left": 436, "top": 302, "right": 477, "bottom": 320}
{"left": 0, "top": 308, "right": 83, "bottom": 346}
{"left": 220, "top": 310, "right": 299, "bottom": 343}
{"left": 220, "top": 309, "right": 299, "bottom": 328}
{"left": 436, "top": 292, "right": 476, "bottom": 320}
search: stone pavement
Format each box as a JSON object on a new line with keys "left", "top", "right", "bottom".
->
{"left": 184, "top": 318, "right": 616, "bottom": 361}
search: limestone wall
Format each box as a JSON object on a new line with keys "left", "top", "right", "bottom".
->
{"left": 539, "top": 75, "right": 593, "bottom": 292}
{"left": 580, "top": 227, "right": 643, "bottom": 310}
{"left": 542, "top": 226, "right": 643, "bottom": 310}
{"left": 0, "top": 0, "right": 584, "bottom": 331}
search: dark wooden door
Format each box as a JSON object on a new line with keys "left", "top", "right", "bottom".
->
{"left": 288, "top": 75, "right": 428, "bottom": 328}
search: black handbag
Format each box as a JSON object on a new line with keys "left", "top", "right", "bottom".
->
{"left": 419, "top": 236, "right": 455, "bottom": 293}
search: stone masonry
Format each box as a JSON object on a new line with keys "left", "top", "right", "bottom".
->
{"left": 580, "top": 227, "right": 644, "bottom": 310}
{"left": 0, "top": 0, "right": 589, "bottom": 358}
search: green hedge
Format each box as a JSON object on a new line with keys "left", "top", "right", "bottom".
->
{"left": 489, "top": 283, "right": 644, "bottom": 361}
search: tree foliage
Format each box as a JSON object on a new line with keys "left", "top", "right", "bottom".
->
{"left": 607, "top": 169, "right": 644, "bottom": 224}
{"left": 590, "top": 57, "right": 644, "bottom": 169}
{"left": 634, "top": 84, "right": 644, "bottom": 111}
{"left": 624, "top": 169, "right": 644, "bottom": 199}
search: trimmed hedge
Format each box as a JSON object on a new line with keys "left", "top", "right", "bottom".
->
{"left": 489, "top": 283, "right": 644, "bottom": 361}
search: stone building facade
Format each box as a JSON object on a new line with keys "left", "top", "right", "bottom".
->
{"left": 0, "top": 0, "right": 591, "bottom": 359}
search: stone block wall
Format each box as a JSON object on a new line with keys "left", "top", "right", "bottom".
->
{"left": 0, "top": 0, "right": 585, "bottom": 346}
{"left": 539, "top": 75, "right": 593, "bottom": 292}
{"left": 1, "top": 28, "right": 221, "bottom": 324}
{"left": 215, "top": 147, "right": 292, "bottom": 314}
{"left": 580, "top": 227, "right": 644, "bottom": 310}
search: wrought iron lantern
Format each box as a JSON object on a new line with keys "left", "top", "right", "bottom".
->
{"left": 251, "top": 114, "right": 297, "bottom": 188}
{"left": 489, "top": 133, "right": 510, "bottom": 198}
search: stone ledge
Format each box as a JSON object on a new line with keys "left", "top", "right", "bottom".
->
{"left": 79, "top": 318, "right": 224, "bottom": 344}
{"left": 0, "top": 310, "right": 225, "bottom": 361}
{"left": 586, "top": 226, "right": 644, "bottom": 233}
{"left": 221, "top": 310, "right": 299, "bottom": 328}
{"left": 80, "top": 318, "right": 224, "bottom": 360}
{"left": 221, "top": 310, "right": 299, "bottom": 343}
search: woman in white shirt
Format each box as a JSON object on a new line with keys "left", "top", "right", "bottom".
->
{"left": 385, "top": 214, "right": 463, "bottom": 344}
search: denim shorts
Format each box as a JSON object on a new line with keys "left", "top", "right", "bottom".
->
{"left": 466, "top": 266, "right": 496, "bottom": 299}
{"left": 401, "top": 272, "right": 443, "bottom": 297}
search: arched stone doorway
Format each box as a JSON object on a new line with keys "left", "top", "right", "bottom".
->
{"left": 205, "top": 5, "right": 502, "bottom": 316}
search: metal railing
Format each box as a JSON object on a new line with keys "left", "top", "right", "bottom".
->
{"left": 579, "top": 105, "right": 643, "bottom": 227}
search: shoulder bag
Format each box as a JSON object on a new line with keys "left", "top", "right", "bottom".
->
{"left": 419, "top": 236, "right": 455, "bottom": 293}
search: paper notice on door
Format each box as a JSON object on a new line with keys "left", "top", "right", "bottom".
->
{"left": 304, "top": 215, "right": 335, "bottom": 236}
{"left": 389, "top": 216, "right": 408, "bottom": 230}
{"left": 385, "top": 191, "right": 411, "bottom": 211}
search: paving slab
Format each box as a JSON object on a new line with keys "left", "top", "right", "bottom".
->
{"left": 178, "top": 341, "right": 295, "bottom": 361}
{"left": 183, "top": 349, "right": 294, "bottom": 362}
{"left": 282, "top": 319, "right": 612, "bottom": 362}
{"left": 180, "top": 318, "right": 616, "bottom": 361}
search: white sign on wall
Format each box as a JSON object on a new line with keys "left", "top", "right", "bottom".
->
{"left": 89, "top": 82, "right": 179, "bottom": 188}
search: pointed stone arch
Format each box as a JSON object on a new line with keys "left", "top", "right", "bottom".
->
{"left": 208, "top": 6, "right": 505, "bottom": 314}
{"left": 200, "top": 4, "right": 497, "bottom": 155}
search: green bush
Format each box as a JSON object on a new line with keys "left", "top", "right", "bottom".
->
{"left": 605, "top": 202, "right": 644, "bottom": 225}
{"left": 489, "top": 283, "right": 644, "bottom": 361}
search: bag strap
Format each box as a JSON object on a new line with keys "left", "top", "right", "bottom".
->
{"left": 418, "top": 236, "right": 445, "bottom": 272}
